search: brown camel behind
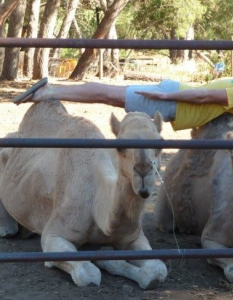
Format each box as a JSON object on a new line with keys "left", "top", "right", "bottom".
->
{"left": 155, "top": 113, "right": 233, "bottom": 283}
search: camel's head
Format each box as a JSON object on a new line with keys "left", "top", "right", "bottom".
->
{"left": 110, "top": 111, "right": 163, "bottom": 199}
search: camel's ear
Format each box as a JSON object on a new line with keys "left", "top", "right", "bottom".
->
{"left": 225, "top": 131, "right": 233, "bottom": 140}
{"left": 225, "top": 131, "right": 233, "bottom": 168}
{"left": 153, "top": 111, "right": 163, "bottom": 133}
{"left": 110, "top": 112, "right": 121, "bottom": 136}
{"left": 225, "top": 131, "right": 233, "bottom": 154}
{"left": 191, "top": 128, "right": 198, "bottom": 138}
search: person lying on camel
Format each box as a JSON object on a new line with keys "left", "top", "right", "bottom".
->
{"left": 13, "top": 77, "right": 233, "bottom": 131}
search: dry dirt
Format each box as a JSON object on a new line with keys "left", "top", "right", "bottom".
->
{"left": 0, "top": 78, "right": 232, "bottom": 300}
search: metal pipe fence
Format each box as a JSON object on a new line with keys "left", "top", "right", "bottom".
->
{"left": 0, "top": 38, "right": 233, "bottom": 50}
{"left": 2, "top": 249, "right": 233, "bottom": 263}
{"left": 1, "top": 138, "right": 233, "bottom": 149}
{"left": 0, "top": 37, "right": 233, "bottom": 262}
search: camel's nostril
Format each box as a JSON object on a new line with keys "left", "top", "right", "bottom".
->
{"left": 139, "top": 190, "right": 150, "bottom": 199}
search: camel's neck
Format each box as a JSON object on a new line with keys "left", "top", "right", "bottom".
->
{"left": 92, "top": 174, "right": 145, "bottom": 237}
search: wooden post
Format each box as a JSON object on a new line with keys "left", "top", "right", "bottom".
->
{"left": 231, "top": 37, "right": 233, "bottom": 77}
{"left": 99, "top": 49, "right": 104, "bottom": 79}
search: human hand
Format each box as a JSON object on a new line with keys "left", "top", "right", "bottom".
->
{"left": 134, "top": 91, "right": 165, "bottom": 100}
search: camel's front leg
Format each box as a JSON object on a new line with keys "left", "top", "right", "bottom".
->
{"left": 41, "top": 233, "right": 101, "bottom": 287}
{"left": 202, "top": 237, "right": 233, "bottom": 283}
{"left": 127, "top": 231, "right": 167, "bottom": 288}
{"left": 0, "top": 199, "right": 18, "bottom": 237}
{"left": 95, "top": 232, "right": 167, "bottom": 289}
{"left": 155, "top": 186, "right": 175, "bottom": 233}
{"left": 95, "top": 256, "right": 150, "bottom": 288}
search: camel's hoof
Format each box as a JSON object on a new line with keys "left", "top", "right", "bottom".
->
{"left": 224, "top": 264, "right": 233, "bottom": 283}
{"left": 139, "top": 260, "right": 167, "bottom": 290}
{"left": 0, "top": 224, "right": 18, "bottom": 238}
{"left": 71, "top": 261, "right": 101, "bottom": 287}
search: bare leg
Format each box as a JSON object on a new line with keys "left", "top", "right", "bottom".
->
{"left": 30, "top": 82, "right": 126, "bottom": 108}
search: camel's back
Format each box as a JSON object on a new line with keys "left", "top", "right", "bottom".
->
{"left": 157, "top": 113, "right": 233, "bottom": 234}
{"left": 19, "top": 101, "right": 104, "bottom": 139}
{"left": 0, "top": 101, "right": 113, "bottom": 234}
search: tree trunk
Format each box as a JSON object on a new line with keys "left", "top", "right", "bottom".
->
{"left": 52, "top": 0, "right": 80, "bottom": 59}
{"left": 0, "top": 0, "right": 20, "bottom": 74}
{"left": 184, "top": 24, "right": 194, "bottom": 62}
{"left": 102, "top": 20, "right": 119, "bottom": 78}
{"left": 0, "top": 0, "right": 20, "bottom": 26}
{"left": 0, "top": 20, "right": 6, "bottom": 74}
{"left": 70, "top": 0, "right": 129, "bottom": 80}
{"left": 169, "top": 28, "right": 177, "bottom": 63}
{"left": 71, "top": 17, "right": 84, "bottom": 54}
{"left": 103, "top": 0, "right": 119, "bottom": 77}
{"left": 0, "top": 0, "right": 26, "bottom": 80}
{"left": 23, "top": 0, "right": 41, "bottom": 78}
{"left": 196, "top": 51, "right": 215, "bottom": 68}
{"left": 32, "top": 0, "right": 61, "bottom": 79}
{"left": 124, "top": 71, "right": 164, "bottom": 82}
{"left": 72, "top": 17, "right": 82, "bottom": 38}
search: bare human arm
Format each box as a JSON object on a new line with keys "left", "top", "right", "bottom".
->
{"left": 135, "top": 89, "right": 228, "bottom": 106}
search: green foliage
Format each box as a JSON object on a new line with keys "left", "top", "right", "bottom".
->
{"left": 173, "top": 1, "right": 206, "bottom": 37}
{"left": 60, "top": 48, "right": 81, "bottom": 59}
{"left": 76, "top": 8, "right": 99, "bottom": 38}
{"left": 128, "top": 0, "right": 207, "bottom": 39}
{"left": 115, "top": 0, "right": 233, "bottom": 42}
{"left": 196, "top": 0, "right": 233, "bottom": 40}
{"left": 116, "top": 1, "right": 139, "bottom": 39}
{"left": 53, "top": 0, "right": 233, "bottom": 79}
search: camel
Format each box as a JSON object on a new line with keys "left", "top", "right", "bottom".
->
{"left": 0, "top": 101, "right": 167, "bottom": 289}
{"left": 154, "top": 113, "right": 233, "bottom": 282}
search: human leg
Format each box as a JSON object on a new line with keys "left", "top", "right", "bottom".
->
{"left": 13, "top": 78, "right": 126, "bottom": 108}
{"left": 125, "top": 79, "right": 179, "bottom": 121}
{"left": 13, "top": 78, "right": 179, "bottom": 122}
{"left": 33, "top": 81, "right": 126, "bottom": 107}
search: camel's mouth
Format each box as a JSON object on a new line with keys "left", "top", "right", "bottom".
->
{"left": 133, "top": 165, "right": 155, "bottom": 199}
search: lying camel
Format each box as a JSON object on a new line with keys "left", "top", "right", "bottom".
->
{"left": 155, "top": 113, "right": 233, "bottom": 282}
{"left": 0, "top": 101, "right": 167, "bottom": 289}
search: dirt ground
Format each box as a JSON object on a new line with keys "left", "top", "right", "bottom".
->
{"left": 0, "top": 78, "right": 233, "bottom": 300}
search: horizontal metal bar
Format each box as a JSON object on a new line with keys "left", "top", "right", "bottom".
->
{"left": 1, "top": 249, "right": 233, "bottom": 262}
{"left": 0, "top": 38, "right": 233, "bottom": 50}
{"left": 1, "top": 138, "right": 233, "bottom": 149}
